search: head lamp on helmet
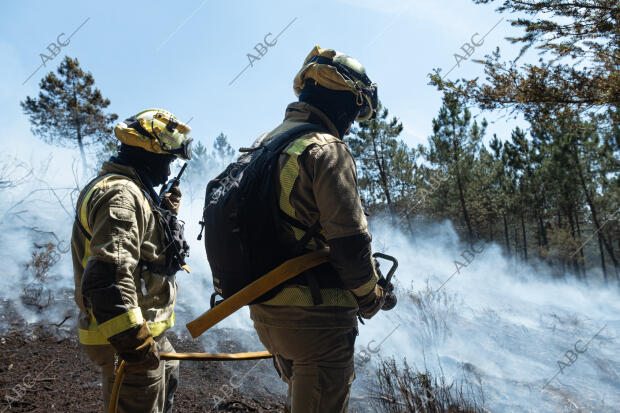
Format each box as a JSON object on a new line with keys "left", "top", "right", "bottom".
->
{"left": 294, "top": 46, "right": 378, "bottom": 121}
{"left": 114, "top": 109, "right": 193, "bottom": 160}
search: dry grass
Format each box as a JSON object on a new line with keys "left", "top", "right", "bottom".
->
{"left": 370, "top": 358, "right": 486, "bottom": 413}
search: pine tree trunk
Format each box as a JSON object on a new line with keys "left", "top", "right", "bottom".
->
{"left": 514, "top": 225, "right": 519, "bottom": 262}
{"left": 521, "top": 210, "right": 528, "bottom": 262}
{"left": 77, "top": 133, "right": 87, "bottom": 176}
{"left": 73, "top": 80, "right": 87, "bottom": 177}
{"left": 598, "top": 233, "right": 608, "bottom": 282}
{"left": 572, "top": 146, "right": 619, "bottom": 276}
{"left": 574, "top": 209, "right": 586, "bottom": 278}
{"left": 371, "top": 134, "right": 396, "bottom": 226}
{"left": 539, "top": 214, "right": 548, "bottom": 246}
{"left": 567, "top": 207, "right": 580, "bottom": 277}
{"left": 449, "top": 125, "right": 473, "bottom": 243}
{"left": 503, "top": 214, "right": 510, "bottom": 255}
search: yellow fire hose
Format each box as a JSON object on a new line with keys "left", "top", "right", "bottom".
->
{"left": 108, "top": 249, "right": 330, "bottom": 413}
{"left": 108, "top": 351, "right": 273, "bottom": 413}
{"left": 186, "top": 248, "right": 329, "bottom": 338}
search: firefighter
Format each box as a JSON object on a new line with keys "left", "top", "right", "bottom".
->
{"left": 71, "top": 109, "right": 192, "bottom": 413}
{"left": 249, "top": 46, "right": 395, "bottom": 413}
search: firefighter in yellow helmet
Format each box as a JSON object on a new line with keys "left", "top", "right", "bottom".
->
{"left": 249, "top": 46, "right": 393, "bottom": 413}
{"left": 71, "top": 109, "right": 192, "bottom": 413}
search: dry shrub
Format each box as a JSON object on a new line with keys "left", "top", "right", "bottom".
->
{"left": 371, "top": 358, "right": 485, "bottom": 413}
{"left": 21, "top": 242, "right": 60, "bottom": 311}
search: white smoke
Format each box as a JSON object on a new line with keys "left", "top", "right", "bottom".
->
{"left": 351, "top": 219, "right": 620, "bottom": 412}
{"left": 2, "top": 147, "right": 618, "bottom": 412}
{"left": 0, "top": 148, "right": 84, "bottom": 331}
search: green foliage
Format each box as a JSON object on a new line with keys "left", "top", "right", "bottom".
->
{"left": 430, "top": 0, "right": 619, "bottom": 125}
{"left": 21, "top": 56, "right": 118, "bottom": 173}
{"left": 184, "top": 133, "right": 236, "bottom": 201}
{"left": 346, "top": 103, "right": 414, "bottom": 227}
{"left": 424, "top": 92, "right": 487, "bottom": 242}
{"left": 213, "top": 132, "right": 235, "bottom": 161}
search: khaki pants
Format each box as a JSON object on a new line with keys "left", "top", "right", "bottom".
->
{"left": 81, "top": 336, "right": 179, "bottom": 413}
{"left": 250, "top": 304, "right": 358, "bottom": 413}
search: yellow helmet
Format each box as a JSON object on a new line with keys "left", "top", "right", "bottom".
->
{"left": 114, "top": 109, "right": 193, "bottom": 160}
{"left": 294, "top": 46, "right": 378, "bottom": 121}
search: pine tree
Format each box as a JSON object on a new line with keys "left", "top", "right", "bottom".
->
{"left": 431, "top": 0, "right": 619, "bottom": 124}
{"left": 425, "top": 92, "right": 486, "bottom": 243}
{"left": 21, "top": 56, "right": 118, "bottom": 175}
{"left": 213, "top": 133, "right": 235, "bottom": 164}
{"left": 346, "top": 103, "right": 409, "bottom": 224}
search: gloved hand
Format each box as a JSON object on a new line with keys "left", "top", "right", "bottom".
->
{"left": 161, "top": 183, "right": 182, "bottom": 214}
{"left": 108, "top": 322, "right": 160, "bottom": 372}
{"left": 382, "top": 288, "right": 397, "bottom": 311}
{"left": 356, "top": 284, "right": 387, "bottom": 319}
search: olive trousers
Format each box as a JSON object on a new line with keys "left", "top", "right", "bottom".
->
{"left": 250, "top": 304, "right": 358, "bottom": 413}
{"left": 81, "top": 336, "right": 179, "bottom": 413}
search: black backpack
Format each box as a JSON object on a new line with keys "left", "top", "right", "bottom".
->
{"left": 198, "top": 123, "right": 326, "bottom": 305}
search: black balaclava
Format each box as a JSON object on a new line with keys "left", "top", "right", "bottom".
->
{"left": 298, "top": 82, "right": 359, "bottom": 138}
{"left": 111, "top": 143, "right": 175, "bottom": 190}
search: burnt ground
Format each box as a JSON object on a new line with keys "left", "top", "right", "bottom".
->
{"left": 0, "top": 325, "right": 287, "bottom": 413}
{"left": 0, "top": 324, "right": 375, "bottom": 413}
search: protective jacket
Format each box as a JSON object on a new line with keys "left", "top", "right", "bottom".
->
{"left": 71, "top": 162, "right": 176, "bottom": 346}
{"left": 256, "top": 101, "right": 378, "bottom": 307}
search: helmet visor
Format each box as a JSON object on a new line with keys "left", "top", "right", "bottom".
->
{"left": 168, "top": 138, "right": 193, "bottom": 160}
{"left": 356, "top": 84, "right": 378, "bottom": 122}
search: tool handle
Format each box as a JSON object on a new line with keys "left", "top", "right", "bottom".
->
{"left": 372, "top": 252, "right": 398, "bottom": 285}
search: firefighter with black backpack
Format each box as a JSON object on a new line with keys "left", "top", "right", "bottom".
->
{"left": 202, "top": 46, "right": 397, "bottom": 412}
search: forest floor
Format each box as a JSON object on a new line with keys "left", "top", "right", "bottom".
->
{"left": 0, "top": 325, "right": 289, "bottom": 413}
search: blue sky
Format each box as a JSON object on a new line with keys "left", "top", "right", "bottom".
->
{"left": 1, "top": 0, "right": 525, "bottom": 164}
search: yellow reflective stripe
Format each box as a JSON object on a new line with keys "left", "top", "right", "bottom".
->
{"left": 81, "top": 239, "right": 91, "bottom": 268}
{"left": 78, "top": 312, "right": 175, "bottom": 345}
{"left": 77, "top": 174, "right": 146, "bottom": 267}
{"left": 148, "top": 312, "right": 175, "bottom": 336}
{"left": 261, "top": 286, "right": 357, "bottom": 307}
{"left": 78, "top": 327, "right": 110, "bottom": 345}
{"left": 79, "top": 174, "right": 136, "bottom": 237}
{"left": 279, "top": 155, "right": 300, "bottom": 219}
{"left": 279, "top": 137, "right": 319, "bottom": 248}
{"left": 79, "top": 183, "right": 99, "bottom": 236}
{"left": 98, "top": 307, "right": 144, "bottom": 339}
{"left": 351, "top": 270, "right": 379, "bottom": 297}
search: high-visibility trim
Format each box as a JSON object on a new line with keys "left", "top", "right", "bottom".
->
{"left": 78, "top": 173, "right": 147, "bottom": 270}
{"left": 79, "top": 181, "right": 99, "bottom": 235}
{"left": 147, "top": 312, "right": 175, "bottom": 336}
{"left": 78, "top": 174, "right": 142, "bottom": 239}
{"left": 81, "top": 239, "right": 91, "bottom": 268}
{"left": 98, "top": 307, "right": 144, "bottom": 339}
{"left": 79, "top": 327, "right": 110, "bottom": 345}
{"left": 260, "top": 286, "right": 358, "bottom": 307}
{"left": 279, "top": 137, "right": 319, "bottom": 247}
{"left": 279, "top": 154, "right": 301, "bottom": 221}
{"left": 350, "top": 270, "right": 379, "bottom": 297}
{"left": 79, "top": 311, "right": 175, "bottom": 345}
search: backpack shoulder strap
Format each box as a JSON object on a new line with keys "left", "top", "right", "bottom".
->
{"left": 265, "top": 123, "right": 328, "bottom": 153}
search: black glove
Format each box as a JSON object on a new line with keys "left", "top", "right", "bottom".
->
{"left": 381, "top": 288, "right": 397, "bottom": 311}
{"left": 356, "top": 284, "right": 387, "bottom": 319}
{"left": 161, "top": 183, "right": 182, "bottom": 214}
{"left": 108, "top": 323, "right": 160, "bottom": 372}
